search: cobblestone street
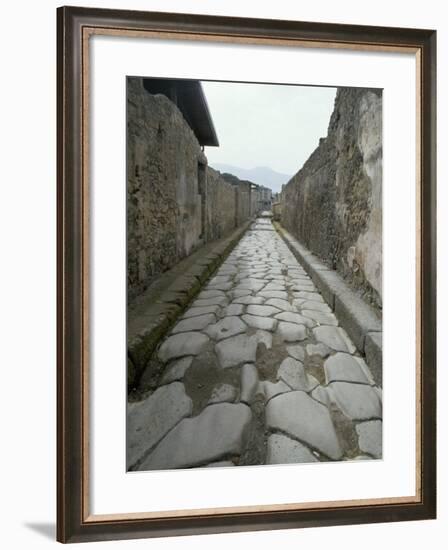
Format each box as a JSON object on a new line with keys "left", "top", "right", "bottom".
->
{"left": 128, "top": 217, "right": 383, "bottom": 471}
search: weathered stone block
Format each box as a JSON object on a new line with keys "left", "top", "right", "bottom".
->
{"left": 364, "top": 332, "right": 383, "bottom": 386}
{"left": 334, "top": 290, "right": 381, "bottom": 352}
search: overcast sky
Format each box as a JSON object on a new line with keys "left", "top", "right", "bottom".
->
{"left": 202, "top": 81, "right": 337, "bottom": 176}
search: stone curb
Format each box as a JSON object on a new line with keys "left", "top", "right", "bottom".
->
{"left": 127, "top": 220, "right": 252, "bottom": 390}
{"left": 274, "top": 222, "right": 382, "bottom": 384}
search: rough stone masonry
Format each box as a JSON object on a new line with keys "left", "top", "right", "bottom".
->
{"left": 127, "top": 77, "right": 256, "bottom": 302}
{"left": 127, "top": 217, "right": 382, "bottom": 471}
{"left": 281, "top": 88, "right": 382, "bottom": 310}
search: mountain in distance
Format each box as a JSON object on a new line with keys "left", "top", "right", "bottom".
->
{"left": 211, "top": 163, "right": 292, "bottom": 194}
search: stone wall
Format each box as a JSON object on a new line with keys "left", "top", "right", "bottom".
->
{"left": 127, "top": 78, "right": 253, "bottom": 301}
{"left": 281, "top": 88, "right": 382, "bottom": 309}
{"left": 204, "top": 166, "right": 238, "bottom": 241}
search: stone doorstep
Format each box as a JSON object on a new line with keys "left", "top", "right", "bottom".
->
{"left": 127, "top": 220, "right": 252, "bottom": 389}
{"left": 274, "top": 223, "right": 382, "bottom": 381}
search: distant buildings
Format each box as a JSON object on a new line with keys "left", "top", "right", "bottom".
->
{"left": 257, "top": 185, "right": 272, "bottom": 210}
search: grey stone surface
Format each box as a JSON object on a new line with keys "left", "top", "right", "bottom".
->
{"left": 246, "top": 304, "right": 281, "bottom": 317}
{"left": 242, "top": 314, "right": 277, "bottom": 331}
{"left": 266, "top": 391, "right": 342, "bottom": 459}
{"left": 171, "top": 313, "right": 216, "bottom": 334}
{"left": 294, "top": 291, "right": 325, "bottom": 302}
{"left": 275, "top": 311, "right": 314, "bottom": 327}
{"left": 290, "top": 282, "right": 317, "bottom": 292}
{"left": 240, "top": 364, "right": 260, "bottom": 404}
{"left": 324, "top": 353, "right": 371, "bottom": 384}
{"left": 264, "top": 298, "right": 294, "bottom": 312}
{"left": 233, "top": 296, "right": 265, "bottom": 305}
{"left": 209, "top": 275, "right": 231, "bottom": 285}
{"left": 222, "top": 303, "right": 244, "bottom": 317}
{"left": 311, "top": 385, "right": 331, "bottom": 407}
{"left": 286, "top": 344, "right": 306, "bottom": 362}
{"left": 263, "top": 282, "right": 286, "bottom": 291}
{"left": 300, "top": 300, "right": 332, "bottom": 313}
{"left": 130, "top": 210, "right": 384, "bottom": 470}
{"left": 235, "top": 279, "right": 266, "bottom": 291}
{"left": 208, "top": 383, "right": 238, "bottom": 405}
{"left": 334, "top": 292, "right": 382, "bottom": 352}
{"left": 207, "top": 282, "right": 234, "bottom": 292}
{"left": 266, "top": 433, "right": 318, "bottom": 464}
{"left": 231, "top": 289, "right": 252, "bottom": 299}
{"left": 193, "top": 296, "right": 228, "bottom": 308}
{"left": 215, "top": 334, "right": 258, "bottom": 368}
{"left": 306, "top": 343, "right": 331, "bottom": 358}
{"left": 127, "top": 382, "right": 193, "bottom": 468}
{"left": 259, "top": 290, "right": 289, "bottom": 300}
{"left": 260, "top": 380, "right": 292, "bottom": 402}
{"left": 330, "top": 382, "right": 382, "bottom": 420}
{"left": 302, "top": 309, "right": 338, "bottom": 326}
{"left": 158, "top": 332, "right": 209, "bottom": 362}
{"left": 356, "top": 420, "right": 382, "bottom": 458}
{"left": 182, "top": 305, "right": 220, "bottom": 319}
{"left": 255, "top": 330, "right": 273, "bottom": 350}
{"left": 365, "top": 332, "right": 383, "bottom": 386}
{"left": 160, "top": 356, "right": 193, "bottom": 384}
{"left": 139, "top": 403, "right": 252, "bottom": 470}
{"left": 205, "top": 316, "right": 247, "bottom": 341}
{"left": 277, "top": 357, "right": 310, "bottom": 391}
{"left": 198, "top": 290, "right": 225, "bottom": 299}
{"left": 313, "top": 326, "right": 356, "bottom": 354}
{"left": 277, "top": 322, "right": 307, "bottom": 342}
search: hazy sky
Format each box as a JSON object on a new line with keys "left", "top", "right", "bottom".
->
{"left": 202, "top": 81, "right": 337, "bottom": 176}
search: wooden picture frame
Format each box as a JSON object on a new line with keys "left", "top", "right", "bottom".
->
{"left": 57, "top": 5, "right": 437, "bottom": 543}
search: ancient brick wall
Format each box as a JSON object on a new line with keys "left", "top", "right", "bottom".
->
{"left": 127, "top": 78, "right": 252, "bottom": 301}
{"left": 281, "top": 88, "right": 382, "bottom": 309}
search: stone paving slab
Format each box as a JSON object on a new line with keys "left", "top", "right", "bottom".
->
{"left": 139, "top": 403, "right": 252, "bottom": 470}
{"left": 159, "top": 356, "right": 193, "bottom": 385}
{"left": 277, "top": 357, "right": 309, "bottom": 391}
{"left": 242, "top": 314, "right": 277, "bottom": 331}
{"left": 275, "top": 311, "right": 314, "bottom": 328}
{"left": 205, "top": 316, "right": 247, "bottom": 341}
{"left": 158, "top": 332, "right": 209, "bottom": 362}
{"left": 306, "top": 343, "right": 331, "bottom": 358}
{"left": 171, "top": 313, "right": 216, "bottom": 334}
{"left": 266, "top": 433, "right": 318, "bottom": 464}
{"left": 182, "top": 305, "right": 221, "bottom": 319}
{"left": 324, "top": 353, "right": 371, "bottom": 384}
{"left": 260, "top": 380, "right": 292, "bottom": 402}
{"left": 215, "top": 333, "right": 259, "bottom": 368}
{"left": 313, "top": 326, "right": 356, "bottom": 354}
{"left": 246, "top": 304, "right": 281, "bottom": 317}
{"left": 127, "top": 382, "right": 193, "bottom": 469}
{"left": 240, "top": 364, "right": 260, "bottom": 404}
{"left": 302, "top": 309, "right": 339, "bottom": 326}
{"left": 286, "top": 344, "right": 306, "bottom": 362}
{"left": 277, "top": 322, "right": 307, "bottom": 342}
{"left": 208, "top": 383, "right": 238, "bottom": 405}
{"left": 329, "top": 382, "right": 382, "bottom": 420}
{"left": 356, "top": 420, "right": 382, "bottom": 458}
{"left": 266, "top": 391, "right": 343, "bottom": 459}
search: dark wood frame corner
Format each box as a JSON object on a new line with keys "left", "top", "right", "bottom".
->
{"left": 57, "top": 5, "right": 437, "bottom": 543}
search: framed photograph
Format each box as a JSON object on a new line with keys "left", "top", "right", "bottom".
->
{"left": 57, "top": 5, "right": 436, "bottom": 543}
